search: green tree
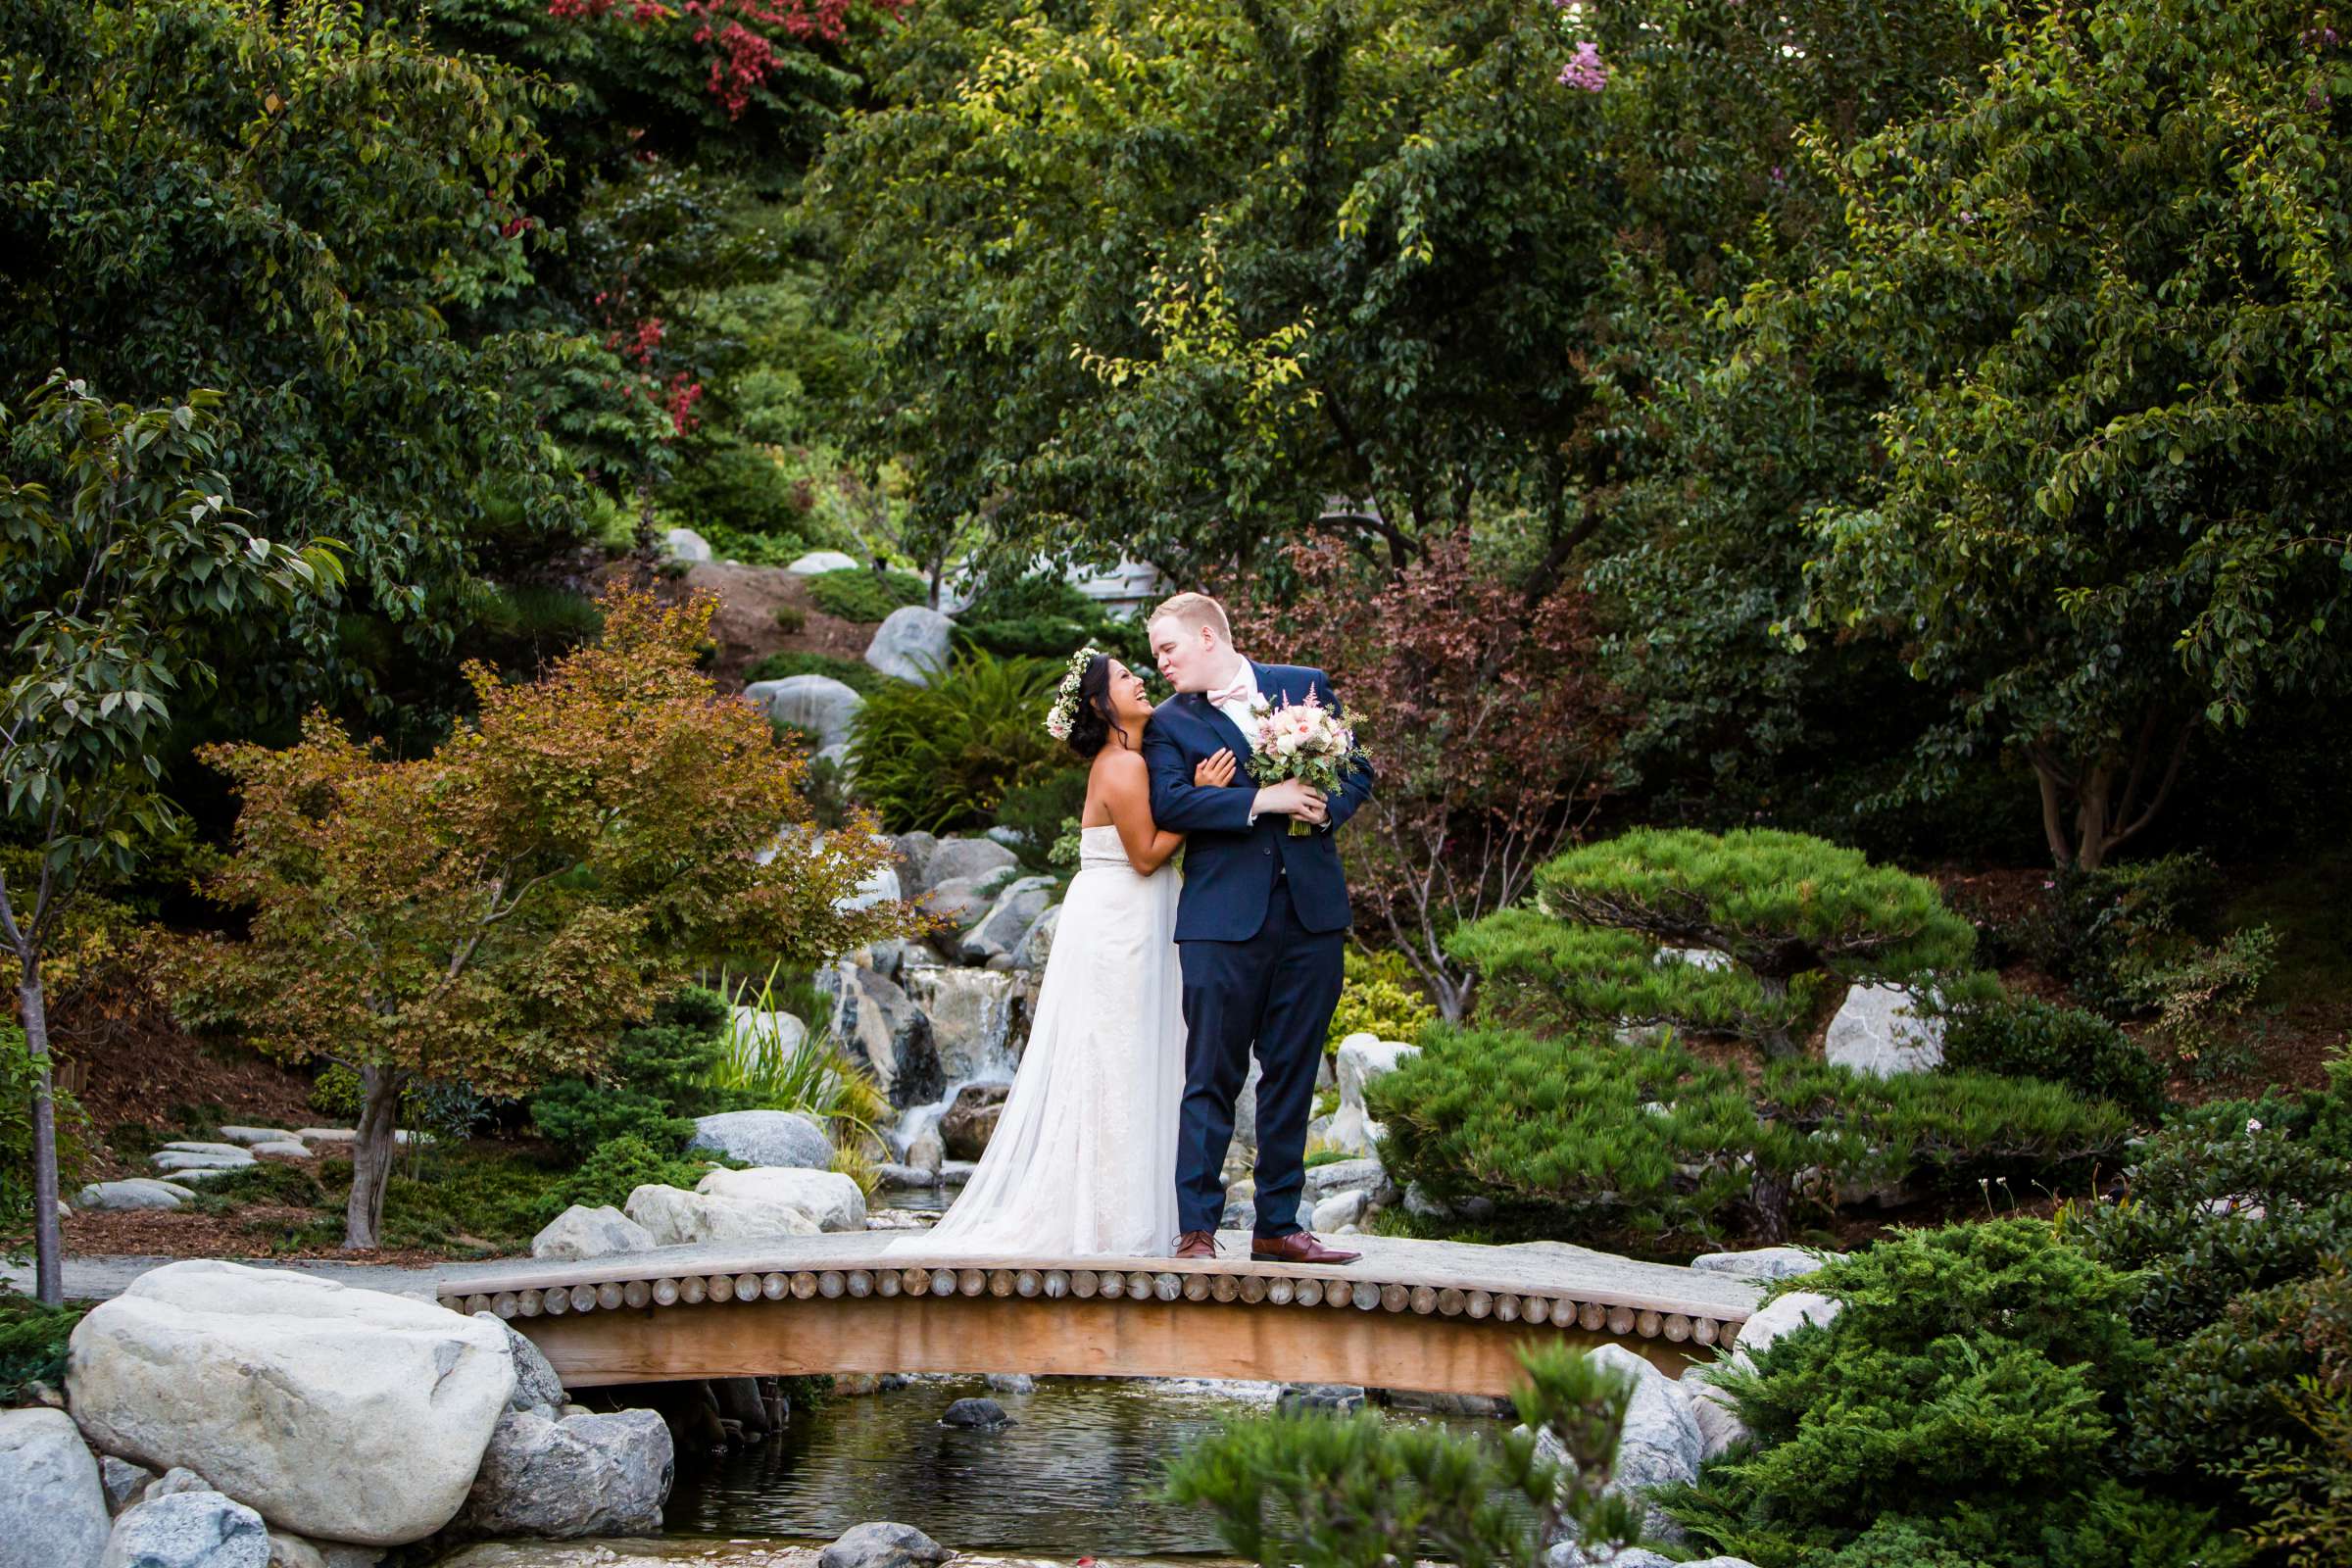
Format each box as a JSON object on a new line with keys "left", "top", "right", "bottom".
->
{"left": 1784, "top": 0, "right": 2352, "bottom": 868}
{"left": 186, "top": 586, "right": 914, "bottom": 1249}
{"left": 0, "top": 376, "right": 339, "bottom": 1303}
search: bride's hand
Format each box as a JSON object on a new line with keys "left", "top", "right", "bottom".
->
{"left": 1195, "top": 749, "right": 1237, "bottom": 788}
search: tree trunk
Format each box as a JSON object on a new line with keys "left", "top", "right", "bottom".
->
{"left": 1748, "top": 1164, "right": 1792, "bottom": 1246}
{"left": 18, "top": 966, "right": 63, "bottom": 1306}
{"left": 345, "top": 1064, "right": 404, "bottom": 1250}
{"left": 1754, "top": 974, "right": 1799, "bottom": 1060}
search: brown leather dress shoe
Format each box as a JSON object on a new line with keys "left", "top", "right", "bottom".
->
{"left": 1250, "top": 1231, "right": 1361, "bottom": 1265}
{"left": 1173, "top": 1230, "right": 1221, "bottom": 1259}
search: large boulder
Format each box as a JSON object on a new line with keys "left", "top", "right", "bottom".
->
{"left": 788, "top": 550, "right": 859, "bottom": 576}
{"left": 456, "top": 1409, "right": 672, "bottom": 1539}
{"left": 1531, "top": 1345, "right": 1701, "bottom": 1540}
{"left": 938, "top": 1082, "right": 1010, "bottom": 1160}
{"left": 660, "top": 527, "right": 710, "bottom": 564}
{"left": 863, "top": 606, "right": 954, "bottom": 686}
{"left": 916, "top": 876, "right": 996, "bottom": 935}
{"left": 959, "top": 876, "right": 1056, "bottom": 966}
{"left": 837, "top": 862, "right": 902, "bottom": 916}
{"left": 66, "top": 1261, "right": 515, "bottom": 1546}
{"left": 1012, "top": 906, "right": 1059, "bottom": 970}
{"left": 819, "top": 1523, "right": 952, "bottom": 1568}
{"left": 479, "top": 1317, "right": 566, "bottom": 1418}
{"left": 889, "top": 831, "right": 939, "bottom": 888}
{"left": 697, "top": 1166, "right": 867, "bottom": 1234}
{"left": 1824, "top": 983, "right": 1943, "bottom": 1077}
{"left": 101, "top": 1491, "right": 270, "bottom": 1568}
{"left": 1321, "top": 1036, "right": 1420, "bottom": 1157}
{"left": 822, "top": 962, "right": 944, "bottom": 1110}
{"left": 1684, "top": 1368, "right": 1748, "bottom": 1462}
{"left": 745, "top": 675, "right": 864, "bottom": 751}
{"left": 919, "top": 835, "right": 1018, "bottom": 894}
{"left": 623, "top": 1183, "right": 822, "bottom": 1247}
{"left": 528, "top": 1205, "right": 655, "bottom": 1263}
{"left": 1302, "top": 1157, "right": 1395, "bottom": 1206}
{"left": 1730, "top": 1290, "right": 1842, "bottom": 1363}
{"left": 687, "top": 1109, "right": 833, "bottom": 1169}
{"left": 722, "top": 1005, "right": 808, "bottom": 1061}
{"left": 1, "top": 1407, "right": 111, "bottom": 1568}
{"left": 76, "top": 1179, "right": 197, "bottom": 1211}
{"left": 903, "top": 965, "right": 1022, "bottom": 1084}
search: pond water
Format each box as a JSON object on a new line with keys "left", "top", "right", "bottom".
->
{"left": 660, "top": 1373, "right": 1506, "bottom": 1560}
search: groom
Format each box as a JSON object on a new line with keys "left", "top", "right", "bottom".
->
{"left": 1141, "top": 592, "right": 1375, "bottom": 1263}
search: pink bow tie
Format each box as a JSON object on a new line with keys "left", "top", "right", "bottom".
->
{"left": 1204, "top": 671, "right": 1253, "bottom": 708}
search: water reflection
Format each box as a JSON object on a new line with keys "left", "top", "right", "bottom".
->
{"left": 662, "top": 1375, "right": 1500, "bottom": 1558}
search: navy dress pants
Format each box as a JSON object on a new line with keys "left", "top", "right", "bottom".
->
{"left": 1174, "top": 875, "right": 1347, "bottom": 1237}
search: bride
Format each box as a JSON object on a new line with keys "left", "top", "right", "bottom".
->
{"left": 887, "top": 649, "right": 1235, "bottom": 1258}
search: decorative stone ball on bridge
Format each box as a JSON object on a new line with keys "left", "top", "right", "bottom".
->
{"left": 864, "top": 606, "right": 955, "bottom": 686}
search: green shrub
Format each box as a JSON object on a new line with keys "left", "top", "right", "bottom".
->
{"left": 1663, "top": 1221, "right": 2239, "bottom": 1568}
{"left": 955, "top": 572, "right": 1152, "bottom": 668}
{"left": 745, "top": 649, "right": 883, "bottom": 694}
{"left": 187, "top": 1161, "right": 327, "bottom": 1213}
{"left": 0, "top": 1292, "right": 84, "bottom": 1404}
{"left": 2232, "top": 1263, "right": 2352, "bottom": 1567}
{"left": 1936, "top": 995, "right": 2169, "bottom": 1123}
{"left": 667, "top": 435, "right": 811, "bottom": 540}
{"left": 849, "top": 650, "right": 1067, "bottom": 832}
{"left": 991, "top": 768, "right": 1089, "bottom": 868}
{"left": 2044, "top": 852, "right": 2278, "bottom": 1065}
{"left": 774, "top": 604, "right": 807, "bottom": 634}
{"left": 1326, "top": 947, "right": 1439, "bottom": 1054}
{"left": 309, "top": 1063, "right": 364, "bottom": 1120}
{"left": 554, "top": 1134, "right": 718, "bottom": 1213}
{"left": 1368, "top": 1027, "right": 2128, "bottom": 1247}
{"left": 1451, "top": 830, "right": 1978, "bottom": 1058}
{"left": 808, "top": 566, "right": 927, "bottom": 623}
{"left": 529, "top": 987, "right": 735, "bottom": 1159}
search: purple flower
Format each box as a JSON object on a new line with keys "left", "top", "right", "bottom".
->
{"left": 1769, "top": 164, "right": 1786, "bottom": 183}
{"left": 1558, "top": 39, "right": 1608, "bottom": 92}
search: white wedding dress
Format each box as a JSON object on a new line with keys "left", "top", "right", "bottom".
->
{"left": 887, "top": 824, "right": 1184, "bottom": 1257}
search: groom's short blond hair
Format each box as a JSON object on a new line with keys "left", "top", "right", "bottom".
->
{"left": 1147, "top": 591, "right": 1232, "bottom": 644}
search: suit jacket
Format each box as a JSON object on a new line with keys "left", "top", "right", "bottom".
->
{"left": 1141, "top": 662, "right": 1374, "bottom": 942}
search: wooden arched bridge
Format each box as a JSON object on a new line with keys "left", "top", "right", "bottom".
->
{"left": 439, "top": 1232, "right": 1761, "bottom": 1395}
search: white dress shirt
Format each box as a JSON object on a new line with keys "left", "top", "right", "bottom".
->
{"left": 1208, "top": 660, "right": 1261, "bottom": 749}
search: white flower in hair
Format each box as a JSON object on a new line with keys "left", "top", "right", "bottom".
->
{"left": 1043, "top": 645, "right": 1106, "bottom": 740}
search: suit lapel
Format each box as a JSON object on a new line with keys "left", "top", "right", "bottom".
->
{"left": 1189, "top": 690, "right": 1256, "bottom": 759}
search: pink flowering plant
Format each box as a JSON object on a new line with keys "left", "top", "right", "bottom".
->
{"left": 1244, "top": 691, "right": 1369, "bottom": 836}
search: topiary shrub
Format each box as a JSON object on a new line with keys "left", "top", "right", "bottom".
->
{"left": 1326, "top": 947, "right": 1439, "bottom": 1054}
{"left": 1451, "top": 829, "right": 1978, "bottom": 1057}
{"left": 1662, "top": 1220, "right": 2240, "bottom": 1568}
{"left": 848, "top": 650, "right": 1066, "bottom": 832}
{"left": 1368, "top": 1026, "right": 2128, "bottom": 1245}
{"left": 1936, "top": 995, "right": 2169, "bottom": 1123}
{"left": 807, "top": 566, "right": 927, "bottom": 622}
{"left": 528, "top": 987, "right": 736, "bottom": 1160}
{"left": 745, "top": 649, "right": 882, "bottom": 694}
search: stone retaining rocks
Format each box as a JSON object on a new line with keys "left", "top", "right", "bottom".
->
{"left": 528, "top": 1205, "right": 655, "bottom": 1263}
{"left": 1310, "top": 1189, "right": 1369, "bottom": 1233}
{"left": 916, "top": 876, "right": 995, "bottom": 934}
{"left": 822, "top": 963, "right": 943, "bottom": 1110}
{"left": 863, "top": 606, "right": 954, "bottom": 686}
{"left": 623, "top": 1183, "right": 820, "bottom": 1247}
{"left": 819, "top": 1522, "right": 952, "bottom": 1568}
{"left": 1302, "top": 1157, "right": 1395, "bottom": 1206}
{"left": 67, "top": 1261, "right": 516, "bottom": 1546}
{"left": 1824, "top": 983, "right": 1942, "bottom": 1077}
{"left": 100, "top": 1490, "right": 270, "bottom": 1568}
{"left": 1013, "top": 906, "right": 1059, "bottom": 970}
{"left": 686, "top": 1109, "right": 833, "bottom": 1169}
{"left": 455, "top": 1409, "right": 672, "bottom": 1538}
{"left": 696, "top": 1166, "right": 866, "bottom": 1234}
{"left": 77, "top": 1179, "right": 199, "bottom": 1211}
{"left": 2, "top": 1406, "right": 112, "bottom": 1568}
{"left": 102, "top": 1455, "right": 159, "bottom": 1514}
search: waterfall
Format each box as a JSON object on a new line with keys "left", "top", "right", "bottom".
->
{"left": 889, "top": 961, "right": 1030, "bottom": 1152}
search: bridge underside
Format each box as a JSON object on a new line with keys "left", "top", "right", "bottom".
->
{"left": 440, "top": 1232, "right": 1760, "bottom": 1395}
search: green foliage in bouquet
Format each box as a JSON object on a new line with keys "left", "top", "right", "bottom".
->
{"left": 1368, "top": 1027, "right": 2125, "bottom": 1246}
{"left": 1164, "top": 1343, "right": 1644, "bottom": 1568}
{"left": 1455, "top": 830, "right": 1976, "bottom": 1057}
{"left": 848, "top": 651, "right": 1067, "bottom": 832}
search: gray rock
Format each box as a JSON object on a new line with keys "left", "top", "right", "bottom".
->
{"left": 477, "top": 1315, "right": 566, "bottom": 1415}
{"left": 660, "top": 527, "right": 710, "bottom": 564}
{"left": 921, "top": 836, "right": 1019, "bottom": 893}
{"left": 102, "top": 1455, "right": 159, "bottom": 1514}
{"left": 457, "top": 1409, "right": 672, "bottom": 1539}
{"left": 528, "top": 1204, "right": 655, "bottom": 1263}
{"left": 146, "top": 1469, "right": 212, "bottom": 1499}
{"left": 1544, "top": 1547, "right": 1679, "bottom": 1568}
{"left": 623, "top": 1184, "right": 819, "bottom": 1247}
{"left": 788, "top": 550, "right": 860, "bottom": 576}
{"left": 1012, "top": 906, "right": 1059, "bottom": 970}
{"left": 984, "top": 825, "right": 1026, "bottom": 850}
{"left": 687, "top": 1109, "right": 833, "bottom": 1169}
{"left": 905, "top": 965, "right": 1023, "bottom": 1083}
{"left": 939, "top": 1397, "right": 1011, "bottom": 1431}
{"left": 916, "top": 875, "right": 995, "bottom": 934}
{"left": 985, "top": 1373, "right": 1036, "bottom": 1396}
{"left": 1529, "top": 1346, "right": 1700, "bottom": 1543}
{"left": 939, "top": 1159, "right": 978, "bottom": 1186}
{"left": 67, "top": 1261, "right": 515, "bottom": 1546}
{"left": 938, "top": 1082, "right": 1009, "bottom": 1160}
{"left": 149, "top": 1150, "right": 253, "bottom": 1174}
{"left": 1824, "top": 983, "right": 1943, "bottom": 1077}
{"left": 75, "top": 1179, "right": 198, "bottom": 1211}
{"left": 1221, "top": 1189, "right": 1256, "bottom": 1232}
{"left": 959, "top": 875, "right": 1056, "bottom": 965}
{"left": 1730, "top": 1291, "right": 1842, "bottom": 1363}
{"left": 889, "top": 831, "right": 939, "bottom": 887}
{"left": 245, "top": 1142, "right": 310, "bottom": 1159}
{"left": 1323, "top": 1037, "right": 1418, "bottom": 1156}
{"left": 874, "top": 1162, "right": 936, "bottom": 1189}
{"left": 1, "top": 1407, "right": 111, "bottom": 1567}
{"left": 822, "top": 962, "right": 944, "bottom": 1110}
{"left": 744, "top": 674, "right": 865, "bottom": 750}
{"left": 818, "top": 1522, "right": 952, "bottom": 1568}
{"left": 863, "top": 606, "right": 955, "bottom": 686}
{"left": 904, "top": 1126, "right": 945, "bottom": 1176}
{"left": 1379, "top": 1390, "right": 1517, "bottom": 1418}
{"left": 1277, "top": 1384, "right": 1365, "bottom": 1413}
{"left": 1311, "top": 1189, "right": 1369, "bottom": 1232}
{"left": 836, "top": 863, "right": 902, "bottom": 916}
{"left": 1688, "top": 1247, "right": 1840, "bottom": 1283}
{"left": 216, "top": 1128, "right": 292, "bottom": 1147}
{"left": 1685, "top": 1368, "right": 1749, "bottom": 1461}
{"left": 697, "top": 1167, "right": 866, "bottom": 1234}
{"left": 266, "top": 1532, "right": 322, "bottom": 1568}
{"left": 101, "top": 1491, "right": 270, "bottom": 1568}
{"left": 1303, "top": 1157, "right": 1396, "bottom": 1205}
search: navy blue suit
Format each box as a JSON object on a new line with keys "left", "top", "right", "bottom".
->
{"left": 1143, "top": 662, "right": 1375, "bottom": 1237}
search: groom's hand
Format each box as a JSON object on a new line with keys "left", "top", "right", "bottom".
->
{"left": 1252, "top": 778, "right": 1325, "bottom": 819}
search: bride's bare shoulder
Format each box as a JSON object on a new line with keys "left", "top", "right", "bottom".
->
{"left": 1091, "top": 746, "right": 1149, "bottom": 787}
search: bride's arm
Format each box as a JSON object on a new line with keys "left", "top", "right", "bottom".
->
{"left": 1098, "top": 750, "right": 1184, "bottom": 875}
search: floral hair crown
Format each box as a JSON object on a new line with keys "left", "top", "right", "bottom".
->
{"left": 1044, "top": 646, "right": 1107, "bottom": 740}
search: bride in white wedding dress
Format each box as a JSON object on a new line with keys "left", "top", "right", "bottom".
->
{"left": 887, "top": 651, "right": 1236, "bottom": 1259}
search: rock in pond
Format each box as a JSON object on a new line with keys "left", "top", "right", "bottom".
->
{"left": 696, "top": 1166, "right": 866, "bottom": 1234}
{"left": 863, "top": 606, "right": 954, "bottom": 686}
{"left": 100, "top": 1490, "right": 270, "bottom": 1568}
{"left": 1277, "top": 1384, "right": 1365, "bottom": 1414}
{"left": 529, "top": 1204, "right": 655, "bottom": 1262}
{"left": 67, "top": 1260, "right": 515, "bottom": 1546}
{"left": 687, "top": 1108, "right": 833, "bottom": 1169}
{"left": 820, "top": 1522, "right": 953, "bottom": 1568}
{"left": 938, "top": 1082, "right": 1009, "bottom": 1160}
{"left": 1, "top": 1406, "right": 111, "bottom": 1568}
{"left": 939, "top": 1397, "right": 1012, "bottom": 1431}
{"left": 457, "top": 1408, "right": 673, "bottom": 1539}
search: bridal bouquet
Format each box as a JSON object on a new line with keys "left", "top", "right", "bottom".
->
{"left": 1245, "top": 691, "right": 1367, "bottom": 836}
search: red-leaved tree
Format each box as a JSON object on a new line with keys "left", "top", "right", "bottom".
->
{"left": 1232, "top": 536, "right": 1617, "bottom": 1021}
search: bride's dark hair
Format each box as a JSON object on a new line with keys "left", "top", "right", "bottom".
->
{"left": 1064, "top": 654, "right": 1123, "bottom": 760}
